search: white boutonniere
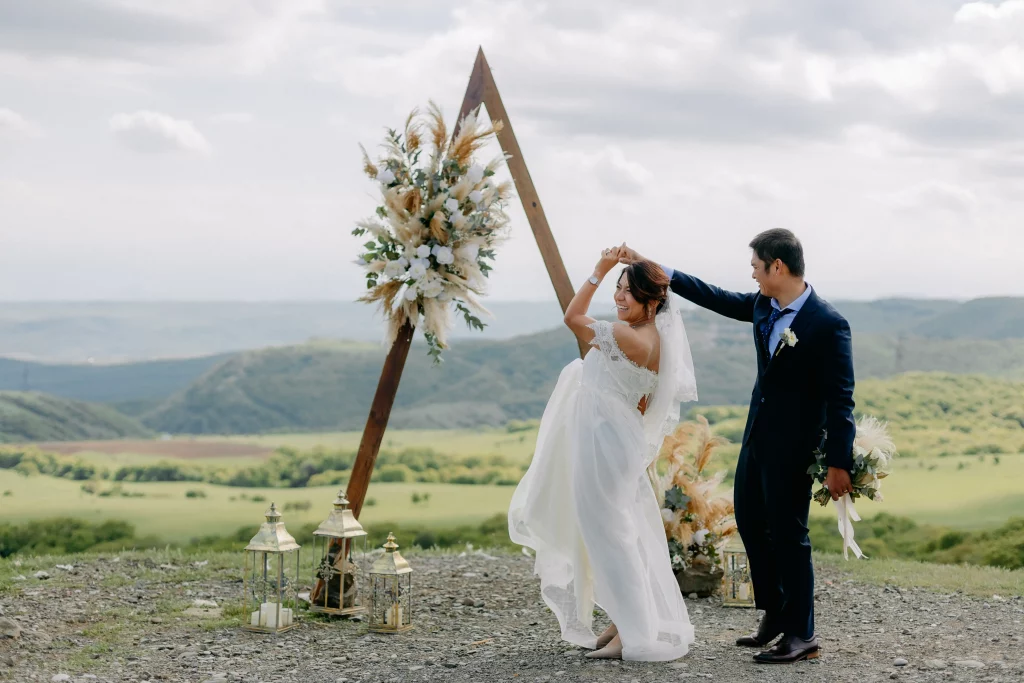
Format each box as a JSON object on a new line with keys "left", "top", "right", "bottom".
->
{"left": 781, "top": 328, "right": 798, "bottom": 348}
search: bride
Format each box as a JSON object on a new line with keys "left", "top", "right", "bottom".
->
{"left": 508, "top": 245, "right": 698, "bottom": 661}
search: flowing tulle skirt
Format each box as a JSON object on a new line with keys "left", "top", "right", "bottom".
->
{"left": 508, "top": 360, "right": 694, "bottom": 661}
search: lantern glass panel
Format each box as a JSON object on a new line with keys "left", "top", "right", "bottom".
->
{"left": 310, "top": 535, "right": 368, "bottom": 615}
{"left": 721, "top": 545, "right": 755, "bottom": 608}
{"left": 242, "top": 503, "right": 302, "bottom": 633}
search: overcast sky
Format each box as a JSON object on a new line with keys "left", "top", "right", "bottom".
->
{"left": 1, "top": 0, "right": 1022, "bottom": 304}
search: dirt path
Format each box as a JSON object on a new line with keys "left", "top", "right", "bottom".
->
{"left": 1, "top": 551, "right": 1021, "bottom": 682}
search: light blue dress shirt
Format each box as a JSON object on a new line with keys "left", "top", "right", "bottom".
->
{"left": 768, "top": 284, "right": 813, "bottom": 352}
{"left": 661, "top": 264, "right": 812, "bottom": 351}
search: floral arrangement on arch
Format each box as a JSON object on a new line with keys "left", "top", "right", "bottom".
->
{"left": 654, "top": 416, "right": 738, "bottom": 573}
{"left": 354, "top": 102, "right": 513, "bottom": 362}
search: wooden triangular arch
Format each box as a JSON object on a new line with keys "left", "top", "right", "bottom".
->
{"left": 344, "top": 47, "right": 582, "bottom": 519}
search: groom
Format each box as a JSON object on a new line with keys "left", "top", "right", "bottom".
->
{"left": 620, "top": 229, "right": 856, "bottom": 664}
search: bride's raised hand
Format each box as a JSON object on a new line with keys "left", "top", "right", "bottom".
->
{"left": 596, "top": 247, "right": 621, "bottom": 277}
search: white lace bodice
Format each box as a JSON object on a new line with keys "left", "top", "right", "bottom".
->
{"left": 583, "top": 320, "right": 659, "bottom": 410}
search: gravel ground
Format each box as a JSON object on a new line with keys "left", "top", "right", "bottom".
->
{"left": 1, "top": 550, "right": 1022, "bottom": 683}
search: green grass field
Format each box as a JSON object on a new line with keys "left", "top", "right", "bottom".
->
{"left": 3, "top": 449, "right": 1020, "bottom": 543}
{"left": 201, "top": 427, "right": 540, "bottom": 462}
{"left": 0, "top": 470, "right": 515, "bottom": 543}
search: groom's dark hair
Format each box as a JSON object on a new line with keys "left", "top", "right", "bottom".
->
{"left": 749, "top": 228, "right": 805, "bottom": 277}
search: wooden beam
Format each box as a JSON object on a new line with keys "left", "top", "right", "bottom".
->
{"left": 456, "top": 47, "right": 587, "bottom": 358}
{"left": 345, "top": 48, "right": 584, "bottom": 526}
{"left": 345, "top": 320, "right": 415, "bottom": 519}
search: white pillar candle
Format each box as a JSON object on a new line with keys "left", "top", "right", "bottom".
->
{"left": 254, "top": 602, "right": 292, "bottom": 629}
{"left": 385, "top": 602, "right": 403, "bottom": 627}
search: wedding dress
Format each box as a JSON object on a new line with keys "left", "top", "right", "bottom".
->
{"left": 508, "top": 295, "right": 698, "bottom": 661}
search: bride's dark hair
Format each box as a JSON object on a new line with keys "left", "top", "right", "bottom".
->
{"left": 621, "top": 260, "right": 670, "bottom": 314}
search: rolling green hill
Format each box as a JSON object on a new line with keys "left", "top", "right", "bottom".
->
{"left": 138, "top": 328, "right": 1024, "bottom": 434}
{"left": 0, "top": 392, "right": 153, "bottom": 443}
{"left": 3, "top": 296, "right": 1024, "bottom": 437}
{"left": 0, "top": 354, "right": 232, "bottom": 408}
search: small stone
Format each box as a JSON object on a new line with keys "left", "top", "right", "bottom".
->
{"left": 953, "top": 660, "right": 985, "bottom": 669}
{"left": 331, "top": 657, "right": 347, "bottom": 664}
{"left": 688, "top": 593, "right": 699, "bottom": 600}
{"left": 51, "top": 676, "right": 71, "bottom": 682}
{"left": 55, "top": 564, "right": 74, "bottom": 572}
{"left": 192, "top": 599, "right": 218, "bottom": 608}
{"left": 923, "top": 659, "right": 947, "bottom": 670}
{"left": 12, "top": 575, "right": 26, "bottom": 582}
{"left": 474, "top": 599, "right": 486, "bottom": 608}
{"left": 150, "top": 617, "right": 163, "bottom": 624}
{"left": 461, "top": 597, "right": 475, "bottom": 606}
{"left": 34, "top": 571, "right": 50, "bottom": 580}
{"left": 894, "top": 657, "right": 908, "bottom": 667}
{"left": 409, "top": 665, "right": 424, "bottom": 672}
{"left": 443, "top": 661, "right": 459, "bottom": 668}
{"left": 0, "top": 618, "right": 20, "bottom": 640}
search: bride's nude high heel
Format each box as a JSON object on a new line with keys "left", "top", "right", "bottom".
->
{"left": 585, "top": 634, "right": 623, "bottom": 660}
{"left": 595, "top": 623, "right": 618, "bottom": 650}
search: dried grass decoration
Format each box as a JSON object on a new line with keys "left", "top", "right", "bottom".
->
{"left": 354, "top": 102, "right": 513, "bottom": 362}
{"left": 653, "top": 416, "right": 738, "bottom": 575}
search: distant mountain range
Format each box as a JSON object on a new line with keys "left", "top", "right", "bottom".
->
{"left": 1, "top": 296, "right": 1023, "bottom": 438}
{"left": 3, "top": 297, "right": 1023, "bottom": 364}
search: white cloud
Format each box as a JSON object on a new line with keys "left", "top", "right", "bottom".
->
{"left": 109, "top": 110, "right": 211, "bottom": 155}
{"left": 561, "top": 145, "right": 653, "bottom": 195}
{"left": 1, "top": 0, "right": 1023, "bottom": 301}
{"left": 955, "top": 0, "right": 1024, "bottom": 23}
{"left": 210, "top": 111, "right": 254, "bottom": 124}
{"left": 0, "top": 107, "right": 43, "bottom": 139}
{"left": 878, "top": 181, "right": 978, "bottom": 216}
{"left": 841, "top": 124, "right": 919, "bottom": 159}
{"left": 707, "top": 171, "right": 797, "bottom": 203}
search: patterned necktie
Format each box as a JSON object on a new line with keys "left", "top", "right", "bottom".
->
{"left": 759, "top": 307, "right": 793, "bottom": 361}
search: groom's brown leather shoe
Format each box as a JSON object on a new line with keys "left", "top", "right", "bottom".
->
{"left": 753, "top": 634, "right": 820, "bottom": 664}
{"left": 735, "top": 616, "right": 782, "bottom": 647}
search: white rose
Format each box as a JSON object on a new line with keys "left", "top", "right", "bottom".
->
{"left": 692, "top": 529, "right": 709, "bottom": 546}
{"left": 377, "top": 167, "right": 396, "bottom": 186}
{"left": 467, "top": 164, "right": 485, "bottom": 185}
{"left": 451, "top": 211, "right": 467, "bottom": 229}
{"left": 456, "top": 243, "right": 480, "bottom": 262}
{"left": 415, "top": 244, "right": 431, "bottom": 259}
{"left": 432, "top": 245, "right": 455, "bottom": 265}
{"left": 422, "top": 280, "right": 445, "bottom": 298}
{"left": 468, "top": 189, "right": 484, "bottom": 205}
{"left": 403, "top": 285, "right": 418, "bottom": 301}
{"left": 397, "top": 256, "right": 409, "bottom": 268}
{"left": 660, "top": 508, "right": 674, "bottom": 523}
{"left": 444, "top": 197, "right": 460, "bottom": 213}
{"left": 408, "top": 260, "right": 428, "bottom": 280}
{"left": 383, "top": 259, "right": 407, "bottom": 279}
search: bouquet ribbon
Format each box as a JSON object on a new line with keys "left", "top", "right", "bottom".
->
{"left": 835, "top": 493, "right": 865, "bottom": 560}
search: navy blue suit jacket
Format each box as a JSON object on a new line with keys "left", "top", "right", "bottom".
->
{"left": 669, "top": 272, "right": 856, "bottom": 472}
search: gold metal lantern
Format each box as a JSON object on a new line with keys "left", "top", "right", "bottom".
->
{"left": 310, "top": 490, "right": 368, "bottom": 617}
{"left": 721, "top": 536, "right": 755, "bottom": 608}
{"left": 243, "top": 503, "right": 301, "bottom": 633}
{"left": 368, "top": 532, "right": 413, "bottom": 633}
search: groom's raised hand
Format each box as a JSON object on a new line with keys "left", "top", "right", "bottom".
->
{"left": 617, "top": 243, "right": 643, "bottom": 264}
